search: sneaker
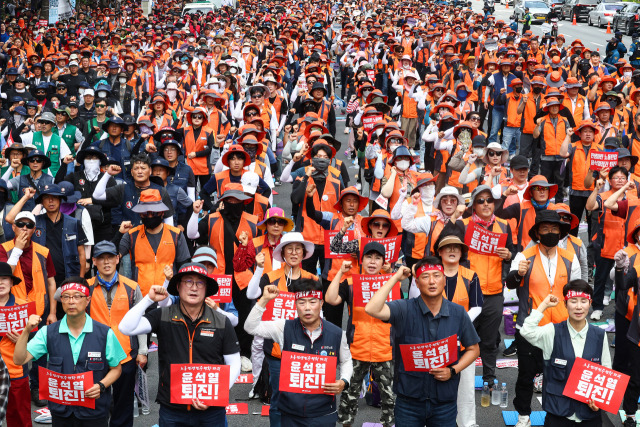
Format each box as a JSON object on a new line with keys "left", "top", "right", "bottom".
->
{"left": 503, "top": 341, "right": 517, "bottom": 357}
{"left": 515, "top": 415, "right": 531, "bottom": 427}
{"left": 275, "top": 179, "right": 282, "bottom": 186}
{"left": 623, "top": 417, "right": 636, "bottom": 427}
{"left": 344, "top": 128, "right": 350, "bottom": 134}
{"left": 533, "top": 374, "right": 543, "bottom": 393}
{"left": 34, "top": 410, "right": 52, "bottom": 424}
{"left": 248, "top": 384, "right": 257, "bottom": 399}
{"left": 590, "top": 310, "right": 603, "bottom": 320}
{"left": 356, "top": 183, "right": 362, "bottom": 191}
{"left": 31, "top": 388, "right": 47, "bottom": 407}
{"left": 603, "top": 295, "right": 610, "bottom": 306}
{"left": 241, "top": 356, "right": 253, "bottom": 373}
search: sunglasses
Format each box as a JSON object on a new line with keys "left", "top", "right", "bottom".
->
{"left": 14, "top": 221, "right": 35, "bottom": 229}
{"left": 469, "top": 117, "right": 480, "bottom": 122}
{"left": 266, "top": 218, "right": 288, "bottom": 226}
{"left": 245, "top": 111, "right": 259, "bottom": 117}
{"left": 370, "top": 221, "right": 390, "bottom": 229}
{"left": 96, "top": 104, "right": 107, "bottom": 108}
{"left": 474, "top": 197, "right": 494, "bottom": 205}
{"left": 559, "top": 215, "right": 573, "bottom": 223}
{"left": 531, "top": 185, "right": 549, "bottom": 192}
{"left": 191, "top": 115, "right": 204, "bottom": 119}
{"left": 251, "top": 93, "right": 264, "bottom": 98}
{"left": 487, "top": 151, "right": 501, "bottom": 157}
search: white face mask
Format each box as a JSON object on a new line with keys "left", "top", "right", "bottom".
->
{"left": 473, "top": 147, "right": 484, "bottom": 157}
{"left": 420, "top": 185, "right": 435, "bottom": 203}
{"left": 84, "top": 159, "right": 101, "bottom": 177}
{"left": 396, "top": 160, "right": 410, "bottom": 171}
{"left": 13, "top": 114, "right": 24, "bottom": 126}
{"left": 198, "top": 54, "right": 205, "bottom": 60}
{"left": 625, "top": 71, "right": 632, "bottom": 78}
{"left": 242, "top": 47, "right": 250, "bottom": 53}
{"left": 218, "top": 81, "right": 226, "bottom": 90}
{"left": 188, "top": 37, "right": 195, "bottom": 43}
{"left": 167, "top": 89, "right": 177, "bottom": 102}
{"left": 181, "top": 64, "right": 188, "bottom": 71}
{"left": 375, "top": 128, "right": 383, "bottom": 136}
{"left": 389, "top": 144, "right": 400, "bottom": 152}
{"left": 119, "top": 78, "right": 126, "bottom": 84}
{"left": 97, "top": 91, "right": 107, "bottom": 98}
{"left": 403, "top": 63, "right": 410, "bottom": 70}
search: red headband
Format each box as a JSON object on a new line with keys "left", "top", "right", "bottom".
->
{"left": 564, "top": 290, "right": 592, "bottom": 301}
{"left": 60, "top": 283, "right": 89, "bottom": 297}
{"left": 415, "top": 264, "right": 444, "bottom": 277}
{"left": 294, "top": 291, "right": 323, "bottom": 301}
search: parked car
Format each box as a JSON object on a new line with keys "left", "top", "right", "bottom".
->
{"left": 612, "top": 3, "right": 640, "bottom": 35}
{"left": 561, "top": 0, "right": 598, "bottom": 22}
{"left": 588, "top": 2, "right": 624, "bottom": 27}
{"left": 514, "top": 0, "right": 551, "bottom": 23}
{"left": 549, "top": 0, "right": 565, "bottom": 15}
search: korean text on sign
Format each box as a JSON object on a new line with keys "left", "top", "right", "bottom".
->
{"left": 360, "top": 236, "right": 402, "bottom": 263}
{"left": 38, "top": 367, "right": 94, "bottom": 408}
{"left": 362, "top": 113, "right": 383, "bottom": 131}
{"left": 0, "top": 302, "right": 36, "bottom": 336}
{"left": 263, "top": 292, "right": 297, "bottom": 321}
{"left": 324, "top": 230, "right": 355, "bottom": 259}
{"left": 279, "top": 351, "right": 338, "bottom": 394}
{"left": 589, "top": 151, "right": 618, "bottom": 171}
{"left": 170, "top": 364, "right": 230, "bottom": 406}
{"left": 399, "top": 335, "right": 459, "bottom": 372}
{"left": 562, "top": 357, "right": 630, "bottom": 414}
{"left": 210, "top": 275, "right": 232, "bottom": 303}
{"left": 352, "top": 274, "right": 397, "bottom": 307}
{"left": 464, "top": 223, "right": 507, "bottom": 255}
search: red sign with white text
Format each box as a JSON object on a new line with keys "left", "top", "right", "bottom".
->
{"left": 324, "top": 230, "right": 355, "bottom": 259}
{"left": 562, "top": 357, "right": 629, "bottom": 414}
{"left": 366, "top": 69, "right": 376, "bottom": 82}
{"left": 210, "top": 275, "right": 232, "bottom": 303}
{"left": 399, "top": 335, "right": 458, "bottom": 371}
{"left": 38, "top": 367, "right": 94, "bottom": 408}
{"left": 170, "top": 364, "right": 230, "bottom": 407}
{"left": 362, "top": 113, "right": 383, "bottom": 131}
{"left": 464, "top": 223, "right": 507, "bottom": 255}
{"left": 279, "top": 351, "right": 337, "bottom": 394}
{"left": 225, "top": 403, "right": 248, "bottom": 415}
{"left": 0, "top": 302, "right": 37, "bottom": 335}
{"left": 263, "top": 292, "right": 297, "bottom": 320}
{"left": 589, "top": 151, "right": 618, "bottom": 171}
{"left": 352, "top": 274, "right": 398, "bottom": 307}
{"left": 234, "top": 374, "right": 253, "bottom": 384}
{"left": 360, "top": 236, "right": 403, "bottom": 263}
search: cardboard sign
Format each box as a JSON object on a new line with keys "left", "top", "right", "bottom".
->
{"left": 263, "top": 292, "right": 297, "bottom": 320}
{"left": 170, "top": 364, "right": 230, "bottom": 407}
{"left": 366, "top": 69, "right": 376, "bottom": 81}
{"left": 464, "top": 223, "right": 508, "bottom": 255}
{"left": 562, "top": 357, "right": 630, "bottom": 414}
{"left": 352, "top": 274, "right": 398, "bottom": 307}
{"left": 234, "top": 374, "right": 253, "bottom": 384}
{"left": 210, "top": 275, "right": 232, "bottom": 303}
{"left": 324, "top": 230, "right": 355, "bottom": 259}
{"left": 399, "top": 335, "right": 458, "bottom": 371}
{"left": 360, "top": 236, "right": 403, "bottom": 263}
{"left": 38, "top": 367, "right": 94, "bottom": 408}
{"left": 0, "top": 302, "right": 36, "bottom": 335}
{"left": 362, "top": 113, "right": 384, "bottom": 131}
{"left": 225, "top": 403, "right": 248, "bottom": 415}
{"left": 279, "top": 351, "right": 337, "bottom": 394}
{"left": 589, "top": 151, "right": 618, "bottom": 171}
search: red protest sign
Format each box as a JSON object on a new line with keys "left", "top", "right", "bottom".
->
{"left": 562, "top": 357, "right": 630, "bottom": 414}
{"left": 170, "top": 364, "right": 230, "bottom": 407}
{"left": 589, "top": 151, "right": 618, "bottom": 171}
{"left": 362, "top": 113, "right": 383, "bottom": 131}
{"left": 0, "top": 302, "right": 36, "bottom": 335}
{"left": 210, "top": 275, "right": 232, "bottom": 303}
{"left": 464, "top": 223, "right": 507, "bottom": 255}
{"left": 366, "top": 69, "right": 376, "bottom": 81}
{"left": 279, "top": 351, "right": 337, "bottom": 394}
{"left": 38, "top": 367, "right": 94, "bottom": 408}
{"left": 324, "top": 230, "right": 355, "bottom": 259}
{"left": 352, "top": 274, "right": 398, "bottom": 307}
{"left": 234, "top": 374, "right": 253, "bottom": 384}
{"left": 263, "top": 292, "right": 297, "bottom": 320}
{"left": 399, "top": 335, "right": 458, "bottom": 371}
{"left": 225, "top": 403, "right": 248, "bottom": 415}
{"left": 261, "top": 405, "right": 270, "bottom": 416}
{"left": 360, "top": 236, "right": 403, "bottom": 263}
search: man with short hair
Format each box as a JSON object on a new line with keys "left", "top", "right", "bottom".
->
{"left": 18, "top": 112, "right": 73, "bottom": 177}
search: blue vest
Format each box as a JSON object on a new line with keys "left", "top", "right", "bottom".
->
{"left": 165, "top": 183, "right": 184, "bottom": 223}
{"left": 45, "top": 318, "right": 112, "bottom": 420}
{"left": 95, "top": 138, "right": 132, "bottom": 179}
{"left": 491, "top": 71, "right": 516, "bottom": 113}
{"left": 33, "top": 213, "right": 80, "bottom": 277}
{"left": 17, "top": 173, "right": 54, "bottom": 212}
{"left": 278, "top": 319, "right": 342, "bottom": 419}
{"left": 542, "top": 321, "right": 605, "bottom": 421}
{"left": 114, "top": 181, "right": 165, "bottom": 226}
{"left": 169, "top": 162, "right": 192, "bottom": 192}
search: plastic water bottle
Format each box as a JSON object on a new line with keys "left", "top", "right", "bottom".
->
{"left": 491, "top": 379, "right": 500, "bottom": 405}
{"left": 500, "top": 383, "right": 509, "bottom": 408}
{"left": 133, "top": 397, "right": 139, "bottom": 418}
{"left": 481, "top": 382, "right": 491, "bottom": 407}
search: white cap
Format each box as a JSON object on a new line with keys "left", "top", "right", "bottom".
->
{"left": 84, "top": 89, "right": 95, "bottom": 97}
{"left": 15, "top": 211, "right": 36, "bottom": 224}
{"left": 69, "top": 61, "right": 79, "bottom": 67}
{"left": 166, "top": 82, "right": 178, "bottom": 90}
{"left": 241, "top": 171, "right": 259, "bottom": 195}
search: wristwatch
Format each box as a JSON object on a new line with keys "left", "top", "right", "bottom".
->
{"left": 340, "top": 378, "right": 350, "bottom": 390}
{"left": 449, "top": 366, "right": 457, "bottom": 377}
{"left": 98, "top": 381, "right": 106, "bottom": 395}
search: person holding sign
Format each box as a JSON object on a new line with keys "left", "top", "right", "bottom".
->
{"left": 329, "top": 209, "right": 398, "bottom": 260}
{"left": 245, "top": 278, "right": 353, "bottom": 427}
{"left": 325, "top": 242, "right": 396, "bottom": 427}
{"left": 13, "top": 277, "right": 126, "bottom": 427}
{"left": 365, "top": 257, "right": 480, "bottom": 426}
{"left": 520, "top": 282, "right": 611, "bottom": 426}
{"left": 118, "top": 263, "right": 241, "bottom": 426}
{"left": 505, "top": 210, "right": 581, "bottom": 427}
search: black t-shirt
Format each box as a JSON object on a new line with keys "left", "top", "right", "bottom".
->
{"left": 45, "top": 214, "right": 88, "bottom": 284}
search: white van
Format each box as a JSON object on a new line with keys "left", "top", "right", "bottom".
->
{"left": 182, "top": 0, "right": 223, "bottom": 15}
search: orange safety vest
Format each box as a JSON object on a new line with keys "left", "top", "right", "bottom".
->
{"left": 621, "top": 245, "right": 640, "bottom": 321}
{"left": 462, "top": 217, "right": 510, "bottom": 295}
{"left": 298, "top": 175, "right": 342, "bottom": 245}
{"left": 251, "top": 193, "right": 270, "bottom": 223}
{"left": 445, "top": 266, "right": 476, "bottom": 312}
{"left": 215, "top": 170, "right": 244, "bottom": 195}
{"left": 522, "top": 95, "right": 542, "bottom": 135}
{"left": 129, "top": 224, "right": 180, "bottom": 296}
{"left": 184, "top": 127, "right": 211, "bottom": 176}
{"left": 252, "top": 234, "right": 279, "bottom": 273}
{"left": 87, "top": 276, "right": 139, "bottom": 363}
{"left": 593, "top": 190, "right": 627, "bottom": 259}
{"left": 540, "top": 115, "right": 569, "bottom": 156}
{"left": 517, "top": 201, "right": 556, "bottom": 250}
{"left": 0, "top": 296, "right": 28, "bottom": 379}
{"left": 570, "top": 142, "right": 603, "bottom": 192}
{"left": 325, "top": 214, "right": 365, "bottom": 282}
{"left": 387, "top": 171, "right": 418, "bottom": 232}
{"left": 505, "top": 93, "right": 523, "bottom": 128}
{"left": 562, "top": 95, "right": 588, "bottom": 124}
{"left": 4, "top": 241, "right": 49, "bottom": 316}
{"left": 404, "top": 203, "right": 432, "bottom": 259}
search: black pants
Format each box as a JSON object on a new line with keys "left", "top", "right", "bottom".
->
{"left": 110, "top": 358, "right": 136, "bottom": 427}
{"left": 195, "top": 174, "right": 210, "bottom": 192}
{"left": 543, "top": 413, "right": 601, "bottom": 427}
{"left": 615, "top": 312, "right": 640, "bottom": 416}
{"left": 301, "top": 245, "right": 325, "bottom": 276}
{"left": 232, "top": 283, "right": 254, "bottom": 358}
{"left": 540, "top": 159, "right": 566, "bottom": 204}
{"left": 520, "top": 134, "right": 541, "bottom": 177}
{"left": 569, "top": 195, "right": 590, "bottom": 237}
{"left": 322, "top": 278, "right": 344, "bottom": 327}
{"left": 513, "top": 330, "right": 544, "bottom": 416}
{"left": 52, "top": 414, "right": 109, "bottom": 427}
{"left": 474, "top": 293, "right": 504, "bottom": 383}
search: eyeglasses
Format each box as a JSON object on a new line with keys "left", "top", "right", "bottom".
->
{"left": 180, "top": 279, "right": 206, "bottom": 289}
{"left": 96, "top": 104, "right": 107, "bottom": 108}
{"left": 267, "top": 218, "right": 288, "bottom": 226}
{"left": 14, "top": 221, "right": 35, "bottom": 229}
{"left": 191, "top": 115, "right": 204, "bottom": 119}
{"left": 370, "top": 221, "right": 390, "bottom": 229}
{"left": 474, "top": 197, "right": 494, "bottom": 205}
{"left": 559, "top": 215, "right": 573, "bottom": 223}
{"left": 611, "top": 176, "right": 628, "bottom": 181}
{"left": 531, "top": 185, "right": 549, "bottom": 192}
{"left": 285, "top": 246, "right": 304, "bottom": 254}
{"left": 469, "top": 117, "right": 481, "bottom": 122}
{"left": 440, "top": 196, "right": 459, "bottom": 204}
{"left": 36, "top": 121, "right": 53, "bottom": 126}
{"left": 57, "top": 86, "right": 67, "bottom": 90}
{"left": 245, "top": 111, "right": 259, "bottom": 117}
{"left": 28, "top": 158, "right": 44, "bottom": 163}
{"left": 487, "top": 151, "right": 501, "bottom": 157}
{"left": 60, "top": 294, "right": 86, "bottom": 302}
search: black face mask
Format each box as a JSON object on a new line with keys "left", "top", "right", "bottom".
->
{"left": 514, "top": 87, "right": 523, "bottom": 94}
{"left": 222, "top": 200, "right": 244, "bottom": 219}
{"left": 35, "top": 93, "right": 47, "bottom": 100}
{"left": 532, "top": 86, "right": 543, "bottom": 94}
{"left": 312, "top": 157, "right": 330, "bottom": 172}
{"left": 243, "top": 144, "right": 257, "bottom": 162}
{"left": 141, "top": 215, "right": 163, "bottom": 229}
{"left": 440, "top": 120, "right": 456, "bottom": 131}
{"left": 539, "top": 232, "right": 560, "bottom": 248}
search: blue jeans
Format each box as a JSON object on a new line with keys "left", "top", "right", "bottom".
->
{"left": 502, "top": 126, "right": 521, "bottom": 156}
{"left": 489, "top": 109, "right": 505, "bottom": 144}
{"left": 159, "top": 405, "right": 226, "bottom": 427}
{"left": 395, "top": 395, "right": 457, "bottom": 427}
{"left": 268, "top": 357, "right": 282, "bottom": 427}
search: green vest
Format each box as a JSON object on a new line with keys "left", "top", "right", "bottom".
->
{"left": 0, "top": 165, "right": 30, "bottom": 204}
{"left": 32, "top": 132, "right": 62, "bottom": 176}
{"left": 87, "top": 118, "right": 106, "bottom": 143}
{"left": 58, "top": 124, "right": 78, "bottom": 155}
